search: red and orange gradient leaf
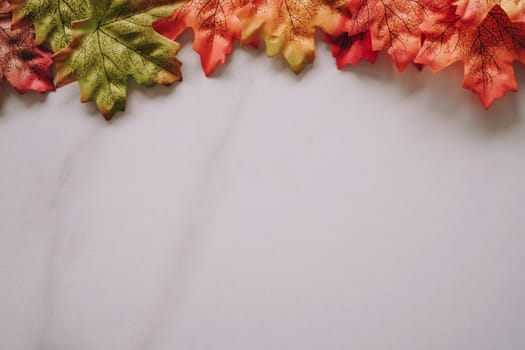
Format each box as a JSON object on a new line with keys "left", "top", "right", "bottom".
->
{"left": 154, "top": 0, "right": 246, "bottom": 76}
{"left": 0, "top": 0, "right": 54, "bottom": 94}
{"left": 236, "top": 0, "right": 353, "bottom": 73}
{"left": 345, "top": 0, "right": 445, "bottom": 71}
{"left": 416, "top": 5, "right": 525, "bottom": 108}
{"left": 455, "top": 0, "right": 525, "bottom": 26}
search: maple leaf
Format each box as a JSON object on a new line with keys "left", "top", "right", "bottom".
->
{"left": 455, "top": 0, "right": 525, "bottom": 26}
{"left": 52, "top": 0, "right": 183, "bottom": 119}
{"left": 154, "top": 0, "right": 246, "bottom": 76}
{"left": 415, "top": 5, "right": 525, "bottom": 108}
{"left": 0, "top": 0, "right": 54, "bottom": 94}
{"left": 236, "top": 0, "right": 352, "bottom": 73}
{"left": 345, "top": 0, "right": 426, "bottom": 71}
{"left": 324, "top": 31, "right": 378, "bottom": 69}
{"left": 11, "top": 0, "right": 92, "bottom": 52}
{"left": 345, "top": 0, "right": 450, "bottom": 71}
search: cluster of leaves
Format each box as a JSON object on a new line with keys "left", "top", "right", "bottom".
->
{"left": 2, "top": 0, "right": 525, "bottom": 118}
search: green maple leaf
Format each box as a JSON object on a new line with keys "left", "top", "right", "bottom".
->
{"left": 50, "top": 0, "right": 183, "bottom": 119}
{"left": 12, "top": 0, "right": 92, "bottom": 51}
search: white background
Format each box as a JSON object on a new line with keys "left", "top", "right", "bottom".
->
{"left": 1, "top": 38, "right": 525, "bottom": 350}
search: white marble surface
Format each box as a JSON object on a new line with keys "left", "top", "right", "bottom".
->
{"left": 1, "top": 40, "right": 525, "bottom": 350}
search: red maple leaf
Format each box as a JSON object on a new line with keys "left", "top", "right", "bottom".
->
{"left": 154, "top": 0, "right": 247, "bottom": 76}
{"left": 0, "top": 0, "right": 54, "bottom": 94}
{"left": 324, "top": 31, "right": 378, "bottom": 69}
{"left": 416, "top": 5, "right": 525, "bottom": 108}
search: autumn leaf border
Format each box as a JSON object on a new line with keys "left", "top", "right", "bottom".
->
{"left": 4, "top": 0, "right": 525, "bottom": 118}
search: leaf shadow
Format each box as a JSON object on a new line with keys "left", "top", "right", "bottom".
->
{"left": 339, "top": 51, "right": 435, "bottom": 97}
{"left": 116, "top": 81, "right": 180, "bottom": 123}
{"left": 414, "top": 62, "right": 523, "bottom": 134}
{"left": 0, "top": 81, "right": 52, "bottom": 118}
{"left": 127, "top": 77, "right": 180, "bottom": 101}
{"left": 57, "top": 83, "right": 104, "bottom": 120}
{"left": 338, "top": 51, "right": 523, "bottom": 134}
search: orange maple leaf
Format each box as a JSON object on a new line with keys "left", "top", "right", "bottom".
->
{"left": 236, "top": 0, "right": 352, "bottom": 73}
{"left": 415, "top": 5, "right": 525, "bottom": 108}
{"left": 345, "top": 0, "right": 449, "bottom": 71}
{"left": 154, "top": 0, "right": 246, "bottom": 76}
{"left": 455, "top": 0, "right": 525, "bottom": 26}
